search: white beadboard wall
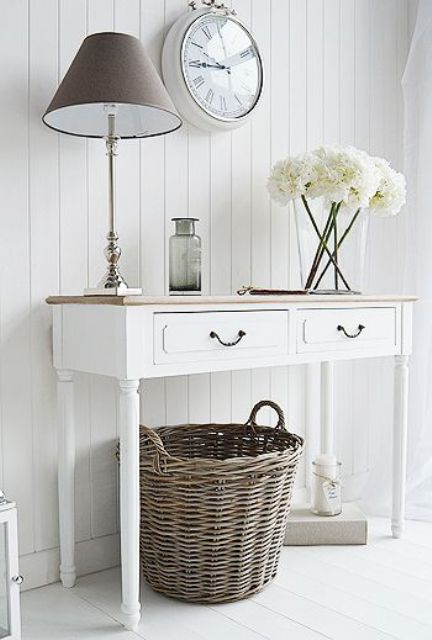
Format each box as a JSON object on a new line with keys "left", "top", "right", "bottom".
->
{"left": 0, "top": 0, "right": 409, "bottom": 589}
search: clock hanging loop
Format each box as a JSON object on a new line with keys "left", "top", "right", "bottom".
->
{"left": 189, "top": 0, "right": 237, "bottom": 17}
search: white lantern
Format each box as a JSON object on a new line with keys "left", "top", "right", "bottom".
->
{"left": 0, "top": 493, "right": 22, "bottom": 640}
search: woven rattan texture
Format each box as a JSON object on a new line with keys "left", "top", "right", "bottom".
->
{"left": 138, "top": 400, "right": 304, "bottom": 603}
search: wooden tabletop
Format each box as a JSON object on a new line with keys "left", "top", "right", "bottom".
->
{"left": 46, "top": 293, "right": 418, "bottom": 306}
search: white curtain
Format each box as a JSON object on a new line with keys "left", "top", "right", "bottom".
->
{"left": 401, "top": 0, "right": 432, "bottom": 521}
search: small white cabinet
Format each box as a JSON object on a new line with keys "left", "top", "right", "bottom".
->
{"left": 0, "top": 499, "right": 22, "bottom": 640}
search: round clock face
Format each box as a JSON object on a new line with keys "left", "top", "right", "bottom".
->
{"left": 181, "top": 13, "right": 263, "bottom": 122}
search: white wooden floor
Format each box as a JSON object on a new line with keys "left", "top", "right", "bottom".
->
{"left": 21, "top": 518, "right": 432, "bottom": 640}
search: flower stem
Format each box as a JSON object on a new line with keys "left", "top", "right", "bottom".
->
{"left": 333, "top": 204, "right": 338, "bottom": 289}
{"left": 313, "top": 207, "right": 361, "bottom": 289}
{"left": 311, "top": 201, "right": 341, "bottom": 288}
{"left": 301, "top": 195, "right": 351, "bottom": 291}
{"left": 305, "top": 204, "right": 335, "bottom": 289}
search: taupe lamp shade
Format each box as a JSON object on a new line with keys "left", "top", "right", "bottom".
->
{"left": 42, "top": 31, "right": 182, "bottom": 138}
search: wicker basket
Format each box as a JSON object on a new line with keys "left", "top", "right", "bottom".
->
{"left": 139, "top": 400, "right": 304, "bottom": 603}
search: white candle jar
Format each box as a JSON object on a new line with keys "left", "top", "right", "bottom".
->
{"left": 311, "top": 454, "right": 342, "bottom": 516}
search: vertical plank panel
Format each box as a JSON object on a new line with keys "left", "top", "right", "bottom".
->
{"left": 251, "top": 0, "right": 271, "bottom": 287}
{"left": 250, "top": 0, "right": 271, "bottom": 422}
{"left": 0, "top": 0, "right": 33, "bottom": 553}
{"left": 336, "top": 0, "right": 356, "bottom": 479}
{"left": 86, "top": 0, "right": 119, "bottom": 539}
{"left": 395, "top": 0, "right": 409, "bottom": 282}
{"left": 270, "top": 0, "right": 289, "bottom": 290}
{"left": 140, "top": 0, "right": 166, "bottom": 296}
{"left": 164, "top": 0, "right": 190, "bottom": 426}
{"left": 59, "top": 4, "right": 88, "bottom": 296}
{"left": 210, "top": 132, "right": 232, "bottom": 295}
{"left": 307, "top": 0, "right": 324, "bottom": 149}
{"left": 58, "top": 0, "right": 92, "bottom": 543}
{"left": 289, "top": 0, "right": 308, "bottom": 155}
{"left": 29, "top": 0, "right": 60, "bottom": 552}
{"left": 366, "top": 0, "right": 401, "bottom": 502}
{"left": 268, "top": 0, "right": 290, "bottom": 453}
{"left": 302, "top": 0, "right": 324, "bottom": 492}
{"left": 188, "top": 374, "right": 211, "bottom": 424}
{"left": 230, "top": 0, "right": 253, "bottom": 423}
{"left": 352, "top": 0, "right": 372, "bottom": 479}
{"left": 139, "top": 0, "right": 168, "bottom": 427}
{"left": 207, "top": 0, "right": 234, "bottom": 421}
{"left": 114, "top": 0, "right": 141, "bottom": 290}
{"left": 251, "top": 368, "right": 271, "bottom": 427}
{"left": 231, "top": 0, "right": 252, "bottom": 293}
{"left": 287, "top": 0, "right": 308, "bottom": 481}
{"left": 322, "top": 0, "right": 341, "bottom": 485}
{"left": 87, "top": 0, "right": 114, "bottom": 289}
{"left": 369, "top": 0, "right": 398, "bottom": 293}
{"left": 323, "top": 0, "right": 340, "bottom": 145}
{"left": 210, "top": 372, "right": 232, "bottom": 423}
{"left": 186, "top": 0, "right": 212, "bottom": 424}
{"left": 141, "top": 378, "right": 166, "bottom": 428}
{"left": 188, "top": 120, "right": 211, "bottom": 422}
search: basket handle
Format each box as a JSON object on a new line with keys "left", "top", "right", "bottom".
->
{"left": 140, "top": 425, "right": 171, "bottom": 472}
{"left": 246, "top": 400, "right": 286, "bottom": 431}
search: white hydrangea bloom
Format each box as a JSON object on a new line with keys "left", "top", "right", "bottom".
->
{"left": 267, "top": 145, "right": 406, "bottom": 216}
{"left": 266, "top": 154, "right": 314, "bottom": 205}
{"left": 369, "top": 157, "right": 406, "bottom": 216}
{"left": 307, "top": 146, "right": 380, "bottom": 211}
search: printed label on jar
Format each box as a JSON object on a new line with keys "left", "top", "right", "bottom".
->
{"left": 322, "top": 480, "right": 341, "bottom": 507}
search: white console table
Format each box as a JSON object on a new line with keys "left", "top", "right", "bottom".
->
{"left": 47, "top": 293, "right": 415, "bottom": 630}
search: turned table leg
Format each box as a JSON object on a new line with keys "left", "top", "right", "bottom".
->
{"left": 305, "top": 363, "right": 321, "bottom": 493}
{"left": 118, "top": 379, "right": 141, "bottom": 630}
{"left": 321, "top": 361, "right": 335, "bottom": 455}
{"left": 57, "top": 369, "right": 76, "bottom": 588}
{"left": 392, "top": 355, "right": 409, "bottom": 539}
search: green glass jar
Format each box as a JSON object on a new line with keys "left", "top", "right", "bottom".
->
{"left": 169, "top": 218, "right": 202, "bottom": 295}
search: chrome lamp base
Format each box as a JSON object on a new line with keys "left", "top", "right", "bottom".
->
{"left": 84, "top": 253, "right": 142, "bottom": 297}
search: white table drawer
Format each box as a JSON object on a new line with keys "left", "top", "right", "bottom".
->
{"left": 154, "top": 310, "right": 288, "bottom": 364}
{"left": 297, "top": 306, "right": 398, "bottom": 353}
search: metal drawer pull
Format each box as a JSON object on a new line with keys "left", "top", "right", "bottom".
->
{"left": 210, "top": 329, "right": 246, "bottom": 347}
{"left": 12, "top": 575, "right": 24, "bottom": 585}
{"left": 337, "top": 324, "right": 365, "bottom": 339}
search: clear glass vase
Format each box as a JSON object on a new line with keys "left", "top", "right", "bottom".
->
{"left": 293, "top": 198, "right": 369, "bottom": 294}
{"left": 169, "top": 218, "right": 202, "bottom": 295}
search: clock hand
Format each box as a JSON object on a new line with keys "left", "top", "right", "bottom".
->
{"left": 220, "top": 46, "right": 254, "bottom": 69}
{"left": 189, "top": 61, "right": 227, "bottom": 70}
{"left": 201, "top": 51, "right": 225, "bottom": 69}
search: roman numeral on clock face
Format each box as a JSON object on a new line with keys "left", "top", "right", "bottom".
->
{"left": 219, "top": 95, "right": 227, "bottom": 111}
{"left": 189, "top": 59, "right": 202, "bottom": 68}
{"left": 202, "top": 26, "right": 212, "bottom": 40}
{"left": 205, "top": 88, "right": 214, "bottom": 104}
{"left": 193, "top": 75, "right": 205, "bottom": 89}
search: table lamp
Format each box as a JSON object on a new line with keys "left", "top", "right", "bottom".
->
{"left": 43, "top": 32, "right": 182, "bottom": 295}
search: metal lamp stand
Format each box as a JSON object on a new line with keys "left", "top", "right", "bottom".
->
{"left": 84, "top": 111, "right": 142, "bottom": 296}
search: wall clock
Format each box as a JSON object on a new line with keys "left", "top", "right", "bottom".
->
{"left": 162, "top": 0, "right": 264, "bottom": 132}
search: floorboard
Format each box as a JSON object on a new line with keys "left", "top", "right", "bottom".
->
{"left": 21, "top": 518, "right": 432, "bottom": 640}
